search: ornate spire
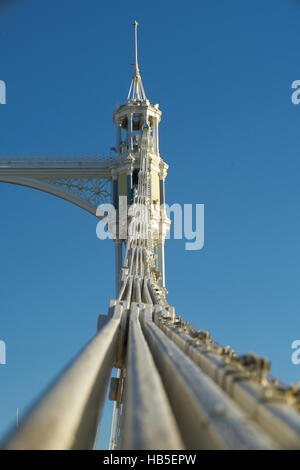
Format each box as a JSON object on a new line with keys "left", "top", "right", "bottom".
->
{"left": 127, "top": 21, "right": 147, "bottom": 102}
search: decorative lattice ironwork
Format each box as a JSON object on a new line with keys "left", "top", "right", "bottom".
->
{"left": 43, "top": 177, "right": 111, "bottom": 207}
{"left": 0, "top": 153, "right": 115, "bottom": 165}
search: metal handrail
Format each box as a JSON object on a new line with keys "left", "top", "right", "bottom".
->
{"left": 1, "top": 303, "right": 124, "bottom": 450}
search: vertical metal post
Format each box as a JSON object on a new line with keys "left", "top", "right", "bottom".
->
{"left": 158, "top": 177, "right": 166, "bottom": 287}
{"left": 155, "top": 119, "right": 159, "bottom": 154}
{"left": 116, "top": 121, "right": 121, "bottom": 153}
{"left": 128, "top": 114, "right": 133, "bottom": 151}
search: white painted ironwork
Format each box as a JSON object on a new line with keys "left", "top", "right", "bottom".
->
{"left": 127, "top": 21, "right": 147, "bottom": 103}
{"left": 153, "top": 308, "right": 300, "bottom": 449}
{"left": 1, "top": 302, "right": 124, "bottom": 450}
{"left": 0, "top": 154, "right": 114, "bottom": 215}
{"left": 1, "top": 21, "right": 300, "bottom": 451}
{"left": 121, "top": 303, "right": 184, "bottom": 450}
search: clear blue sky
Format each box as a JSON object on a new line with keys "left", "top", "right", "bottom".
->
{"left": 1, "top": 0, "right": 300, "bottom": 448}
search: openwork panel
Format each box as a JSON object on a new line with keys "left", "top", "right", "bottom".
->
{"left": 43, "top": 177, "right": 111, "bottom": 207}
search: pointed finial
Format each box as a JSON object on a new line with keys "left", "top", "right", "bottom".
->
{"left": 133, "top": 20, "right": 139, "bottom": 77}
{"left": 127, "top": 21, "right": 147, "bottom": 102}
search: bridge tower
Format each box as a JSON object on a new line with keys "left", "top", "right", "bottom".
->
{"left": 111, "top": 21, "right": 169, "bottom": 294}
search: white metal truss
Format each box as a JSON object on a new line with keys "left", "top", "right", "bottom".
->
{"left": 0, "top": 154, "right": 115, "bottom": 215}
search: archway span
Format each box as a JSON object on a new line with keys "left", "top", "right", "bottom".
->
{"left": 0, "top": 176, "right": 111, "bottom": 217}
